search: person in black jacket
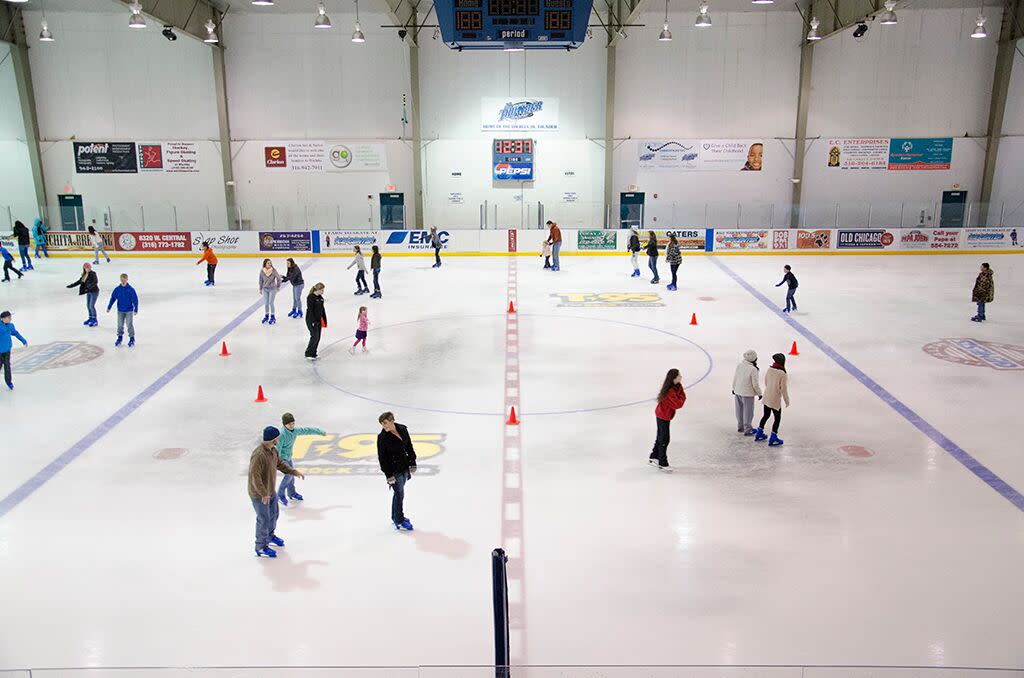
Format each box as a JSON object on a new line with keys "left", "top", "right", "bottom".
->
{"left": 377, "top": 411, "right": 417, "bottom": 531}
{"left": 370, "top": 245, "right": 383, "bottom": 299}
{"left": 283, "top": 257, "right": 305, "bottom": 319}
{"left": 13, "top": 220, "right": 32, "bottom": 272}
{"left": 304, "top": 282, "right": 326, "bottom": 360}
{"left": 645, "top": 230, "right": 660, "bottom": 284}
{"left": 775, "top": 264, "right": 798, "bottom": 313}
{"left": 627, "top": 228, "right": 641, "bottom": 277}
{"left": 66, "top": 263, "right": 100, "bottom": 327}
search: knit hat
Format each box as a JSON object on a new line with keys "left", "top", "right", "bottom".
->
{"left": 263, "top": 426, "right": 280, "bottom": 442}
{"left": 0, "top": 311, "right": 10, "bottom": 320}
{"left": 282, "top": 412, "right": 295, "bottom": 426}
{"left": 772, "top": 353, "right": 786, "bottom": 366}
{"left": 743, "top": 350, "right": 757, "bottom": 363}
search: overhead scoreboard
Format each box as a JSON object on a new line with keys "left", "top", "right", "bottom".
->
{"left": 493, "top": 138, "right": 534, "bottom": 181}
{"left": 435, "top": 0, "right": 594, "bottom": 50}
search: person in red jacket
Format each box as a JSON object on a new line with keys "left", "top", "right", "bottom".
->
{"left": 650, "top": 368, "right": 686, "bottom": 471}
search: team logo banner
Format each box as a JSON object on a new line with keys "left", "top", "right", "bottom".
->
{"left": 262, "top": 141, "right": 388, "bottom": 172}
{"left": 963, "top": 228, "right": 1014, "bottom": 249}
{"left": 481, "top": 98, "right": 559, "bottom": 132}
{"left": 638, "top": 139, "right": 764, "bottom": 172}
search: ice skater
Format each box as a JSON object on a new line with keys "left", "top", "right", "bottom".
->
{"left": 645, "top": 230, "right": 660, "bottom": 284}
{"left": 196, "top": 241, "right": 218, "bottom": 286}
{"left": 1, "top": 310, "right": 28, "bottom": 392}
{"left": 377, "top": 411, "right": 418, "bottom": 531}
{"left": 370, "top": 245, "right": 383, "bottom": 299}
{"left": 430, "top": 227, "right": 443, "bottom": 268}
{"left": 283, "top": 258, "right": 305, "bottom": 319}
{"left": 541, "top": 239, "right": 552, "bottom": 269}
{"left": 106, "top": 273, "right": 139, "bottom": 347}
{"left": 33, "top": 218, "right": 48, "bottom": 259}
{"left": 776, "top": 264, "right": 798, "bottom": 313}
{"left": 304, "top": 282, "right": 327, "bottom": 360}
{"left": 546, "top": 220, "right": 562, "bottom": 271}
{"left": 666, "top": 234, "right": 681, "bottom": 291}
{"left": 1, "top": 244, "right": 22, "bottom": 282}
{"left": 971, "top": 262, "right": 994, "bottom": 322}
{"left": 753, "top": 353, "right": 789, "bottom": 446}
{"left": 66, "top": 263, "right": 100, "bottom": 327}
{"left": 13, "top": 220, "right": 32, "bottom": 271}
{"left": 349, "top": 306, "right": 369, "bottom": 354}
{"left": 347, "top": 245, "right": 369, "bottom": 295}
{"left": 248, "top": 426, "right": 304, "bottom": 558}
{"left": 258, "top": 258, "right": 282, "bottom": 325}
{"left": 276, "top": 413, "right": 325, "bottom": 505}
{"left": 732, "top": 350, "right": 762, "bottom": 435}
{"left": 88, "top": 226, "right": 111, "bottom": 264}
{"left": 650, "top": 368, "right": 686, "bottom": 471}
{"left": 627, "top": 228, "right": 641, "bottom": 277}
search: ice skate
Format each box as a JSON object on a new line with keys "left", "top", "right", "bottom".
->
{"left": 277, "top": 493, "right": 288, "bottom": 506}
{"left": 268, "top": 535, "right": 285, "bottom": 547}
{"left": 395, "top": 519, "right": 414, "bottom": 531}
{"left": 255, "top": 546, "right": 277, "bottom": 558}
{"left": 115, "top": 335, "right": 122, "bottom": 347}
{"left": 128, "top": 337, "right": 135, "bottom": 348}
{"left": 753, "top": 428, "right": 768, "bottom": 441}
{"left": 289, "top": 492, "right": 303, "bottom": 501}
{"left": 768, "top": 432, "right": 784, "bottom": 447}
{"left": 269, "top": 315, "right": 276, "bottom": 325}
{"left": 261, "top": 314, "right": 269, "bottom": 324}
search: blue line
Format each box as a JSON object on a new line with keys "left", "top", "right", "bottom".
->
{"left": 710, "top": 257, "right": 1024, "bottom": 513}
{"left": 0, "top": 264, "right": 317, "bottom": 520}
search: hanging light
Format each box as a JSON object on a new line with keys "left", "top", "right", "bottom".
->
{"left": 694, "top": 1, "right": 711, "bottom": 27}
{"left": 806, "top": 16, "right": 821, "bottom": 40}
{"left": 352, "top": 0, "right": 365, "bottom": 42}
{"left": 204, "top": 18, "right": 219, "bottom": 43}
{"left": 971, "top": 12, "right": 987, "bottom": 38}
{"left": 879, "top": 0, "right": 897, "bottom": 25}
{"left": 658, "top": 0, "right": 672, "bottom": 41}
{"left": 315, "top": 1, "right": 333, "bottom": 28}
{"left": 251, "top": 0, "right": 275, "bottom": 6}
{"left": 751, "top": 0, "right": 773, "bottom": 4}
{"left": 39, "top": 17, "right": 54, "bottom": 42}
{"left": 128, "top": 2, "right": 146, "bottom": 28}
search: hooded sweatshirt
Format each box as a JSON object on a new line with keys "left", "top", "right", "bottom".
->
{"left": 732, "top": 356, "right": 762, "bottom": 397}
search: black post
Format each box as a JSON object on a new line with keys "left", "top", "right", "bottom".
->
{"left": 491, "top": 547, "right": 510, "bottom": 678}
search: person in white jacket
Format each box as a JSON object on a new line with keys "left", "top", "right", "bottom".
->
{"left": 732, "top": 350, "right": 762, "bottom": 435}
{"left": 347, "top": 245, "right": 370, "bottom": 295}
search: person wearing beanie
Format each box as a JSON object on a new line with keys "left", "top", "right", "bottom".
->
{"left": 1, "top": 311, "right": 28, "bottom": 391}
{"left": 731, "top": 350, "right": 763, "bottom": 435}
{"left": 753, "top": 353, "right": 790, "bottom": 446}
{"left": 276, "top": 412, "right": 325, "bottom": 505}
{"left": 971, "top": 262, "right": 994, "bottom": 322}
{"left": 248, "top": 426, "right": 304, "bottom": 558}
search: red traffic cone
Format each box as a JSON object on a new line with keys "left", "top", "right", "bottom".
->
{"left": 789, "top": 341, "right": 800, "bottom": 356}
{"left": 321, "top": 317, "right": 327, "bottom": 329}
{"left": 506, "top": 406, "right": 519, "bottom": 425}
{"left": 219, "top": 341, "right": 230, "bottom": 357}
{"left": 689, "top": 313, "right": 698, "bottom": 326}
{"left": 508, "top": 300, "right": 516, "bottom": 314}
{"left": 255, "top": 385, "right": 267, "bottom": 403}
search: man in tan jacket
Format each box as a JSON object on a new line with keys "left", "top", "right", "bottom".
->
{"left": 249, "top": 426, "right": 304, "bottom": 558}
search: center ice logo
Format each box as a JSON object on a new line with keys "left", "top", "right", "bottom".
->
{"left": 553, "top": 292, "right": 663, "bottom": 308}
{"left": 922, "top": 339, "right": 1024, "bottom": 370}
{"left": 289, "top": 432, "right": 446, "bottom": 476}
{"left": 11, "top": 342, "right": 104, "bottom": 374}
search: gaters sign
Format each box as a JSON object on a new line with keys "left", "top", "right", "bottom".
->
{"left": 385, "top": 230, "right": 450, "bottom": 250}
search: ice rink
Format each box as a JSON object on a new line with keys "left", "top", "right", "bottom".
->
{"left": 0, "top": 252, "right": 1022, "bottom": 674}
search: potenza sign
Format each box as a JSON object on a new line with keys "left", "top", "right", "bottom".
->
{"left": 481, "top": 98, "right": 559, "bottom": 132}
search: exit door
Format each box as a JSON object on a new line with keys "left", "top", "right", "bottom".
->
{"left": 940, "top": 190, "right": 967, "bottom": 228}
{"left": 620, "top": 192, "right": 645, "bottom": 229}
{"left": 58, "top": 194, "right": 84, "bottom": 231}
{"left": 380, "top": 193, "right": 405, "bottom": 230}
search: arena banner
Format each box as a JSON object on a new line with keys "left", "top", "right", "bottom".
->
{"left": 888, "top": 137, "right": 953, "bottom": 171}
{"left": 508, "top": 229, "right": 517, "bottom": 253}
{"left": 795, "top": 229, "right": 832, "bottom": 250}
{"left": 481, "top": 98, "right": 559, "bottom": 132}
{"left": 771, "top": 230, "right": 791, "bottom": 250}
{"left": 963, "top": 228, "right": 1013, "bottom": 249}
{"left": 713, "top": 229, "right": 770, "bottom": 251}
{"left": 314, "top": 230, "right": 378, "bottom": 253}
{"left": 137, "top": 142, "right": 200, "bottom": 173}
{"left": 259, "top": 231, "right": 312, "bottom": 252}
{"left": 638, "top": 139, "right": 764, "bottom": 172}
{"left": 74, "top": 142, "right": 138, "bottom": 174}
{"left": 899, "top": 228, "right": 962, "bottom": 250}
{"left": 0, "top": 233, "right": 15, "bottom": 249}
{"left": 577, "top": 230, "right": 617, "bottom": 251}
{"left": 826, "top": 138, "right": 889, "bottom": 170}
{"left": 382, "top": 229, "right": 451, "bottom": 251}
{"left": 262, "top": 141, "right": 388, "bottom": 173}
{"left": 189, "top": 231, "right": 259, "bottom": 254}
{"left": 650, "top": 229, "right": 708, "bottom": 251}
{"left": 837, "top": 229, "right": 897, "bottom": 249}
{"left": 44, "top": 230, "right": 115, "bottom": 251}
{"left": 114, "top": 232, "right": 192, "bottom": 252}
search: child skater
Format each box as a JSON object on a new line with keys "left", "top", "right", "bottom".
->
{"left": 349, "top": 305, "right": 369, "bottom": 354}
{"left": 650, "top": 368, "right": 686, "bottom": 471}
{"left": 88, "top": 225, "right": 111, "bottom": 265}
{"left": 1, "top": 310, "right": 28, "bottom": 391}
{"left": 283, "top": 258, "right": 305, "bottom": 319}
{"left": 258, "top": 258, "right": 282, "bottom": 325}
{"left": 196, "top": 241, "right": 218, "bottom": 286}
{"left": 66, "top": 262, "right": 100, "bottom": 327}
{"left": 276, "top": 412, "right": 325, "bottom": 505}
{"left": 776, "top": 264, "right": 798, "bottom": 313}
{"left": 347, "top": 245, "right": 369, "bottom": 295}
{"left": 1, "top": 244, "right": 22, "bottom": 282}
{"left": 541, "top": 239, "right": 552, "bottom": 269}
{"left": 106, "top": 273, "right": 139, "bottom": 347}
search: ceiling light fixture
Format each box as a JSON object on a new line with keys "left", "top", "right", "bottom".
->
{"left": 659, "top": 0, "right": 672, "bottom": 41}
{"left": 315, "top": 1, "right": 333, "bottom": 28}
{"left": 971, "top": 11, "right": 987, "bottom": 38}
{"left": 695, "top": 1, "right": 711, "bottom": 28}
{"left": 129, "top": 2, "right": 146, "bottom": 28}
{"left": 879, "top": 0, "right": 897, "bottom": 25}
{"left": 806, "top": 16, "right": 821, "bottom": 40}
{"left": 352, "top": 0, "right": 365, "bottom": 42}
{"left": 39, "top": 17, "right": 54, "bottom": 42}
{"left": 251, "top": 0, "right": 275, "bottom": 6}
{"left": 751, "top": 0, "right": 773, "bottom": 4}
{"left": 204, "top": 18, "right": 219, "bottom": 43}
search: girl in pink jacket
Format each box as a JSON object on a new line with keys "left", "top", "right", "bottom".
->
{"left": 349, "top": 306, "right": 369, "bottom": 354}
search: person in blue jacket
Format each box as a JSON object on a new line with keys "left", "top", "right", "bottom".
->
{"left": 33, "top": 219, "right": 49, "bottom": 259}
{"left": 1, "top": 310, "right": 28, "bottom": 391}
{"left": 276, "top": 412, "right": 325, "bottom": 505}
{"left": 2, "top": 245, "right": 23, "bottom": 282}
{"left": 106, "top": 273, "right": 139, "bottom": 347}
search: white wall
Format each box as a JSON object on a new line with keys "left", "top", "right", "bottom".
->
{"left": 990, "top": 44, "right": 1024, "bottom": 224}
{"left": 0, "top": 43, "right": 39, "bottom": 229}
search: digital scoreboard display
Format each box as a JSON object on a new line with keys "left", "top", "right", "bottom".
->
{"left": 436, "top": 0, "right": 592, "bottom": 50}
{"left": 493, "top": 138, "right": 534, "bottom": 181}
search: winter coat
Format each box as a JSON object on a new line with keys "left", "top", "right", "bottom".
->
{"left": 347, "top": 253, "right": 367, "bottom": 272}
{"left": 370, "top": 251, "right": 381, "bottom": 271}
{"left": 283, "top": 266, "right": 304, "bottom": 287}
{"left": 666, "top": 242, "right": 682, "bottom": 266}
{"left": 762, "top": 366, "right": 790, "bottom": 411}
{"left": 0, "top": 321, "right": 27, "bottom": 353}
{"left": 627, "top": 233, "right": 641, "bottom": 253}
{"left": 377, "top": 423, "right": 418, "bottom": 479}
{"left": 197, "top": 248, "right": 218, "bottom": 266}
{"left": 430, "top": 231, "right": 442, "bottom": 248}
{"left": 972, "top": 269, "right": 994, "bottom": 303}
{"left": 1, "top": 246, "right": 12, "bottom": 262}
{"left": 277, "top": 426, "right": 325, "bottom": 463}
{"left": 655, "top": 384, "right": 687, "bottom": 421}
{"left": 247, "top": 442, "right": 299, "bottom": 499}
{"left": 258, "top": 268, "right": 282, "bottom": 293}
{"left": 645, "top": 238, "right": 659, "bottom": 257}
{"left": 67, "top": 271, "right": 99, "bottom": 295}
{"left": 547, "top": 225, "right": 562, "bottom": 244}
{"left": 305, "top": 292, "right": 327, "bottom": 326}
{"left": 732, "top": 359, "right": 762, "bottom": 398}
{"left": 13, "top": 221, "right": 30, "bottom": 246}
{"left": 107, "top": 283, "right": 139, "bottom": 313}
{"left": 33, "top": 219, "right": 47, "bottom": 244}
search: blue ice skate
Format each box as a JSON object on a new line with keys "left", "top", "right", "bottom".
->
{"left": 395, "top": 519, "right": 414, "bottom": 531}
{"left": 289, "top": 492, "right": 303, "bottom": 501}
{"left": 268, "top": 535, "right": 285, "bottom": 547}
{"left": 255, "top": 546, "right": 277, "bottom": 558}
{"left": 128, "top": 337, "right": 135, "bottom": 348}
{"left": 768, "top": 432, "right": 784, "bottom": 447}
{"left": 261, "top": 314, "right": 269, "bottom": 324}
{"left": 753, "top": 428, "right": 768, "bottom": 442}
{"left": 269, "top": 315, "right": 276, "bottom": 325}
{"left": 115, "top": 335, "right": 123, "bottom": 347}
{"left": 277, "top": 492, "right": 288, "bottom": 506}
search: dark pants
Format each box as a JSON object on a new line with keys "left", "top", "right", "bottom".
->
{"left": 207, "top": 263, "right": 216, "bottom": 284}
{"left": 18, "top": 245, "right": 30, "bottom": 269}
{"left": 648, "top": 255, "right": 659, "bottom": 282}
{"left": 356, "top": 270, "right": 368, "bottom": 292}
{"left": 434, "top": 246, "right": 441, "bottom": 265}
{"left": 251, "top": 495, "right": 280, "bottom": 550}
{"left": 35, "top": 242, "right": 48, "bottom": 258}
{"left": 1, "top": 351, "right": 11, "bottom": 387}
{"left": 390, "top": 470, "right": 409, "bottom": 524}
{"left": 758, "top": 406, "right": 782, "bottom": 434}
{"left": 544, "top": 256, "right": 551, "bottom": 268}
{"left": 785, "top": 288, "right": 797, "bottom": 311}
{"left": 670, "top": 263, "right": 679, "bottom": 287}
{"left": 372, "top": 269, "right": 381, "bottom": 294}
{"left": 976, "top": 302, "right": 986, "bottom": 319}
{"left": 650, "top": 418, "right": 670, "bottom": 465}
{"left": 2, "top": 259, "right": 20, "bottom": 281}
{"left": 305, "top": 320, "right": 321, "bottom": 357}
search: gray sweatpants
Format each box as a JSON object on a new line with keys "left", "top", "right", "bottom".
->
{"left": 630, "top": 251, "right": 639, "bottom": 271}
{"left": 117, "top": 311, "right": 135, "bottom": 338}
{"left": 734, "top": 394, "right": 755, "bottom": 432}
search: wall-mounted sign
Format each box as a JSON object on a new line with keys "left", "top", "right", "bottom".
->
{"left": 492, "top": 138, "right": 534, "bottom": 181}
{"left": 888, "top": 138, "right": 953, "bottom": 170}
{"left": 74, "top": 142, "right": 138, "bottom": 174}
{"left": 263, "top": 141, "right": 388, "bottom": 173}
{"left": 638, "top": 139, "right": 764, "bottom": 172}
{"left": 826, "top": 138, "right": 889, "bottom": 170}
{"left": 482, "top": 98, "right": 559, "bottom": 132}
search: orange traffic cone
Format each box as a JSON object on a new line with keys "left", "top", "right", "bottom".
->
{"left": 508, "top": 300, "right": 516, "bottom": 314}
{"left": 255, "top": 385, "right": 267, "bottom": 403}
{"left": 506, "top": 406, "right": 519, "bottom": 425}
{"left": 321, "top": 317, "right": 327, "bottom": 329}
{"left": 219, "top": 341, "right": 230, "bottom": 357}
{"left": 789, "top": 341, "right": 800, "bottom": 356}
{"left": 689, "top": 313, "right": 698, "bottom": 326}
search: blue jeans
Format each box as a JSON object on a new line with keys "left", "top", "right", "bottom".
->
{"left": 977, "top": 302, "right": 986, "bottom": 319}
{"left": 355, "top": 270, "right": 368, "bottom": 292}
{"left": 434, "top": 246, "right": 441, "bottom": 265}
{"left": 648, "top": 255, "right": 659, "bottom": 281}
{"left": 251, "top": 496, "right": 280, "bottom": 550}
{"left": 372, "top": 268, "right": 381, "bottom": 294}
{"left": 86, "top": 292, "right": 98, "bottom": 319}
{"left": 278, "top": 461, "right": 298, "bottom": 497}
{"left": 785, "top": 288, "right": 797, "bottom": 311}
{"left": 291, "top": 283, "right": 304, "bottom": 311}
{"left": 93, "top": 244, "right": 109, "bottom": 263}
{"left": 390, "top": 470, "right": 408, "bottom": 524}
{"left": 262, "top": 288, "right": 277, "bottom": 315}
{"left": 18, "top": 245, "right": 30, "bottom": 268}
{"left": 551, "top": 242, "right": 561, "bottom": 269}
{"left": 35, "top": 242, "right": 48, "bottom": 258}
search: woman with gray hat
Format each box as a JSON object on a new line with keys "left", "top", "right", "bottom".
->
{"left": 731, "top": 350, "right": 762, "bottom": 435}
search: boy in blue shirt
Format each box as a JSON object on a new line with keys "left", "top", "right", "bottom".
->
{"left": 276, "top": 412, "right": 325, "bottom": 505}
{"left": 2, "top": 245, "right": 23, "bottom": 282}
{"left": 1, "top": 310, "right": 28, "bottom": 391}
{"left": 106, "top": 273, "right": 140, "bottom": 347}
